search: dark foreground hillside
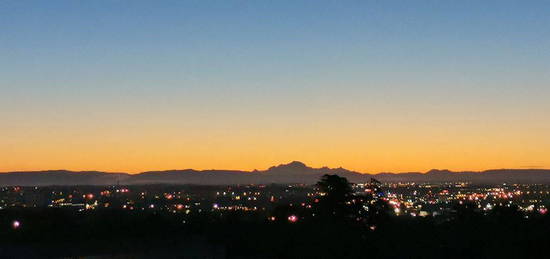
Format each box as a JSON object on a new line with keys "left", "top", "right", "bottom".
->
{"left": 1, "top": 175, "right": 549, "bottom": 258}
{"left": 1, "top": 206, "right": 549, "bottom": 258}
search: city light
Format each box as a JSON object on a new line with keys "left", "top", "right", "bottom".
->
{"left": 288, "top": 215, "right": 298, "bottom": 223}
{"left": 12, "top": 220, "right": 20, "bottom": 229}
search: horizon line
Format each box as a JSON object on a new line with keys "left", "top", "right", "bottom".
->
{"left": 2, "top": 161, "right": 549, "bottom": 175}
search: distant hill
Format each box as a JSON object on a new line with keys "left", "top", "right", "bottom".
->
{"left": 1, "top": 162, "right": 550, "bottom": 186}
{"left": 0, "top": 170, "right": 129, "bottom": 186}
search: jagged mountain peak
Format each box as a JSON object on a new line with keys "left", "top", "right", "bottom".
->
{"left": 268, "top": 161, "right": 309, "bottom": 171}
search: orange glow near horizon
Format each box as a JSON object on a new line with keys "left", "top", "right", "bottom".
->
{"left": 2, "top": 1, "right": 550, "bottom": 176}
{"left": 2, "top": 116, "right": 549, "bottom": 174}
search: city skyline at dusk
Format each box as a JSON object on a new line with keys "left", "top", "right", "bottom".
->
{"left": 3, "top": 2, "right": 550, "bottom": 258}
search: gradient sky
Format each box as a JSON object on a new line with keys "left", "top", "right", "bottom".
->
{"left": 1, "top": 0, "right": 549, "bottom": 173}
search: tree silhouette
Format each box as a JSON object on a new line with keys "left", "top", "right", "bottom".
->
{"left": 315, "top": 174, "right": 355, "bottom": 221}
{"left": 314, "top": 174, "right": 392, "bottom": 227}
{"left": 317, "top": 174, "right": 353, "bottom": 200}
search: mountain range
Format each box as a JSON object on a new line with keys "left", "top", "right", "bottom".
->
{"left": 1, "top": 161, "right": 549, "bottom": 186}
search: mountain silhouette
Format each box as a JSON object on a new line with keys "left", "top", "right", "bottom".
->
{"left": 1, "top": 162, "right": 550, "bottom": 186}
{"left": 0, "top": 170, "right": 129, "bottom": 186}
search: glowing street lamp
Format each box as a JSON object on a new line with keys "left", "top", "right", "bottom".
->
{"left": 287, "top": 215, "right": 298, "bottom": 223}
{"left": 12, "top": 220, "right": 20, "bottom": 229}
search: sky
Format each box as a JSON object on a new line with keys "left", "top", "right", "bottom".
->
{"left": 1, "top": 0, "right": 549, "bottom": 173}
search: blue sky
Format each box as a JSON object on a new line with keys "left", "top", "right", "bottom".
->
{"left": 1, "top": 0, "right": 549, "bottom": 172}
